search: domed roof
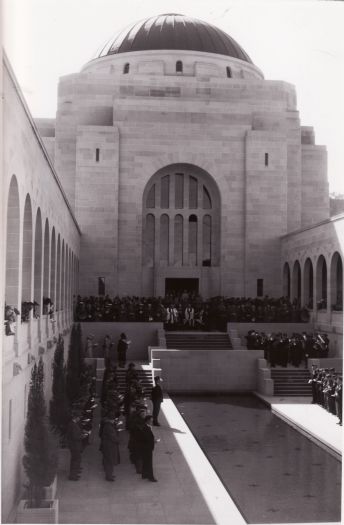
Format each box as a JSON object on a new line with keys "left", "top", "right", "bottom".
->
{"left": 97, "top": 13, "right": 253, "bottom": 63}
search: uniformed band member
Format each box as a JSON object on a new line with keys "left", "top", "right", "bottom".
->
{"left": 309, "top": 366, "right": 342, "bottom": 425}
{"left": 151, "top": 376, "right": 163, "bottom": 426}
{"left": 100, "top": 415, "right": 120, "bottom": 481}
{"left": 141, "top": 415, "right": 157, "bottom": 482}
{"left": 66, "top": 412, "right": 83, "bottom": 480}
{"left": 127, "top": 402, "right": 147, "bottom": 474}
{"left": 117, "top": 333, "right": 131, "bottom": 368}
{"left": 334, "top": 376, "right": 342, "bottom": 426}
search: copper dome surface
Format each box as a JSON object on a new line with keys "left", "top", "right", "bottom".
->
{"left": 97, "top": 13, "right": 253, "bottom": 63}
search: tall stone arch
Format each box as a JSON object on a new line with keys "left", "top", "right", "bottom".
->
{"left": 5, "top": 176, "right": 21, "bottom": 307}
{"left": 21, "top": 194, "right": 33, "bottom": 303}
{"left": 141, "top": 163, "right": 221, "bottom": 297}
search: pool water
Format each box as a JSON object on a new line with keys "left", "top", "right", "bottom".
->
{"left": 172, "top": 395, "right": 342, "bottom": 524}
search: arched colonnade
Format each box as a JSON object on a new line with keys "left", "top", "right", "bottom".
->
{"left": 283, "top": 252, "right": 343, "bottom": 311}
{"left": 5, "top": 175, "right": 80, "bottom": 329}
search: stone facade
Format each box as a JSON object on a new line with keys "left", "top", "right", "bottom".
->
{"left": 36, "top": 47, "right": 329, "bottom": 299}
{"left": 1, "top": 56, "right": 81, "bottom": 521}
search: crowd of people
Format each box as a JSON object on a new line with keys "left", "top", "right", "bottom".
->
{"left": 245, "top": 331, "right": 330, "bottom": 367}
{"left": 308, "top": 366, "right": 342, "bottom": 425}
{"left": 74, "top": 294, "right": 309, "bottom": 330}
{"left": 67, "top": 336, "right": 162, "bottom": 483}
{"left": 4, "top": 298, "right": 55, "bottom": 335}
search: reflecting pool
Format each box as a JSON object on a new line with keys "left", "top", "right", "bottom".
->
{"left": 172, "top": 395, "right": 341, "bottom": 524}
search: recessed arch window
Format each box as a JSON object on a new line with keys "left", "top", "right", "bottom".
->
{"left": 160, "top": 215, "right": 169, "bottom": 264}
{"left": 34, "top": 209, "right": 43, "bottom": 314}
{"left": 142, "top": 165, "right": 220, "bottom": 273}
{"left": 303, "top": 258, "right": 314, "bottom": 308}
{"left": 176, "top": 60, "right": 183, "bottom": 73}
{"left": 188, "top": 215, "right": 198, "bottom": 266}
{"left": 21, "top": 194, "right": 33, "bottom": 303}
{"left": 292, "top": 260, "right": 301, "bottom": 302}
{"left": 189, "top": 176, "right": 198, "bottom": 209}
{"left": 283, "top": 262, "right": 291, "bottom": 299}
{"left": 330, "top": 252, "right": 343, "bottom": 310}
{"left": 203, "top": 186, "right": 212, "bottom": 209}
{"left": 226, "top": 66, "right": 232, "bottom": 78}
{"left": 202, "top": 215, "right": 212, "bottom": 266}
{"left": 123, "top": 63, "right": 130, "bottom": 74}
{"left": 316, "top": 255, "right": 327, "bottom": 309}
{"left": 6, "top": 176, "right": 20, "bottom": 307}
{"left": 147, "top": 185, "right": 155, "bottom": 208}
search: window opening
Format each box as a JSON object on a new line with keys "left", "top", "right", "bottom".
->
{"left": 96, "top": 148, "right": 100, "bottom": 162}
{"left": 160, "top": 175, "right": 170, "bottom": 209}
{"left": 257, "top": 279, "right": 264, "bottom": 297}
{"left": 265, "top": 153, "right": 269, "bottom": 166}
{"left": 123, "top": 63, "right": 130, "bottom": 74}
{"left": 98, "top": 277, "right": 105, "bottom": 296}
{"left": 203, "top": 186, "right": 212, "bottom": 209}
{"left": 189, "top": 176, "right": 198, "bottom": 209}
{"left": 226, "top": 66, "right": 232, "bottom": 78}
{"left": 146, "top": 185, "right": 156, "bottom": 208}
{"left": 175, "top": 173, "right": 184, "bottom": 209}
{"left": 176, "top": 61, "right": 183, "bottom": 73}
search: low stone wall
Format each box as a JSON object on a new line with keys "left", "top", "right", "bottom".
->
{"left": 79, "top": 322, "right": 163, "bottom": 361}
{"left": 150, "top": 348, "right": 263, "bottom": 393}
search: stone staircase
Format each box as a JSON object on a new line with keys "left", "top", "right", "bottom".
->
{"left": 270, "top": 368, "right": 312, "bottom": 396}
{"left": 95, "top": 359, "right": 154, "bottom": 395}
{"left": 165, "top": 332, "right": 232, "bottom": 350}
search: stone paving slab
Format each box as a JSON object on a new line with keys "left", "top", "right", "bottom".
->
{"left": 255, "top": 392, "right": 342, "bottom": 459}
{"left": 57, "top": 395, "right": 244, "bottom": 525}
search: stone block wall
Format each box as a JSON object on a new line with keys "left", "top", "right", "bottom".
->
{"left": 151, "top": 348, "right": 264, "bottom": 392}
{"left": 76, "top": 125, "right": 119, "bottom": 294}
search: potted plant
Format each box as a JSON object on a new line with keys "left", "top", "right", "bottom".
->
{"left": 18, "top": 358, "right": 59, "bottom": 523}
{"left": 50, "top": 334, "right": 70, "bottom": 444}
{"left": 66, "top": 323, "right": 84, "bottom": 403}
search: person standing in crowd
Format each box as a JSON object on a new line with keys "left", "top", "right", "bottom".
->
{"left": 151, "top": 376, "right": 163, "bottom": 426}
{"left": 117, "top": 332, "right": 131, "bottom": 368}
{"left": 85, "top": 334, "right": 94, "bottom": 358}
{"left": 140, "top": 415, "right": 157, "bottom": 482}
{"left": 184, "top": 304, "right": 195, "bottom": 328}
{"left": 100, "top": 415, "right": 120, "bottom": 481}
{"left": 334, "top": 376, "right": 342, "bottom": 426}
{"left": 66, "top": 412, "right": 83, "bottom": 481}
{"left": 126, "top": 362, "right": 139, "bottom": 384}
{"left": 103, "top": 334, "right": 113, "bottom": 369}
{"left": 128, "top": 403, "right": 147, "bottom": 474}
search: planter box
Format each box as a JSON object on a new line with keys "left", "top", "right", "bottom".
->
{"left": 24, "top": 476, "right": 57, "bottom": 501}
{"left": 44, "top": 475, "right": 57, "bottom": 500}
{"left": 17, "top": 499, "right": 58, "bottom": 523}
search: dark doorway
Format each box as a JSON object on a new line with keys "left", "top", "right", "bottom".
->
{"left": 165, "top": 278, "right": 199, "bottom": 296}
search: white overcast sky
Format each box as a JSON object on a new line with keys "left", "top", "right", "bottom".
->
{"left": 2, "top": 0, "right": 344, "bottom": 193}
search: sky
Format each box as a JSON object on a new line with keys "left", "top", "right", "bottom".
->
{"left": 2, "top": 0, "right": 344, "bottom": 193}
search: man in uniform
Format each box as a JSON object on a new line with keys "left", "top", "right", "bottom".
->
{"left": 66, "top": 412, "right": 83, "bottom": 480}
{"left": 334, "top": 376, "right": 342, "bottom": 425}
{"left": 151, "top": 376, "right": 163, "bottom": 426}
{"left": 100, "top": 415, "right": 120, "bottom": 481}
{"left": 140, "top": 414, "right": 157, "bottom": 482}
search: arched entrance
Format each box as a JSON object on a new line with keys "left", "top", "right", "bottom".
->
{"left": 282, "top": 262, "right": 290, "bottom": 299}
{"left": 291, "top": 260, "right": 301, "bottom": 304}
{"left": 303, "top": 258, "right": 314, "bottom": 308}
{"left": 5, "top": 176, "right": 20, "bottom": 307}
{"left": 330, "top": 252, "right": 343, "bottom": 310}
{"left": 142, "top": 164, "right": 220, "bottom": 297}
{"left": 316, "top": 255, "right": 327, "bottom": 309}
